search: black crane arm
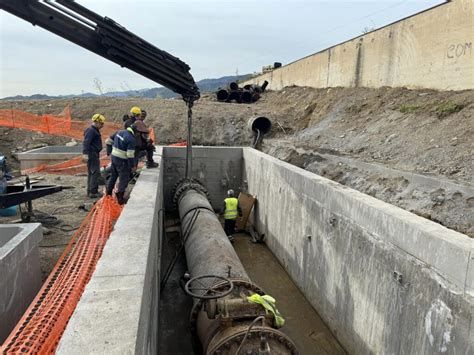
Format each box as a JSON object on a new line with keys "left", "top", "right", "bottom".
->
{"left": 0, "top": 0, "right": 200, "bottom": 101}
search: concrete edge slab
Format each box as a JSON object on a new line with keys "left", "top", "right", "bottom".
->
{"left": 57, "top": 149, "right": 163, "bottom": 354}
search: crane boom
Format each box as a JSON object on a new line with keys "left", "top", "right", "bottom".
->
{"left": 0, "top": 0, "right": 200, "bottom": 101}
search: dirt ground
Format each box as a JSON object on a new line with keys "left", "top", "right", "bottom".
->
{"left": 1, "top": 86, "right": 472, "bottom": 279}
{"left": 1, "top": 173, "right": 94, "bottom": 279}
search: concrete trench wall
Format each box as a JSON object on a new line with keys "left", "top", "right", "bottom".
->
{"left": 242, "top": 0, "right": 473, "bottom": 91}
{"left": 242, "top": 148, "right": 473, "bottom": 354}
{"left": 163, "top": 146, "right": 243, "bottom": 211}
{"left": 0, "top": 223, "right": 43, "bottom": 344}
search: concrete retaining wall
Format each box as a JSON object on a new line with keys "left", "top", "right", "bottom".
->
{"left": 0, "top": 223, "right": 43, "bottom": 344}
{"left": 243, "top": 0, "right": 473, "bottom": 91}
{"left": 163, "top": 146, "right": 242, "bottom": 211}
{"left": 17, "top": 145, "right": 82, "bottom": 170}
{"left": 57, "top": 148, "right": 164, "bottom": 354}
{"left": 242, "top": 148, "right": 473, "bottom": 354}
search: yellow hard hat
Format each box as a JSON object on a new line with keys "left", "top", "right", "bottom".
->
{"left": 130, "top": 106, "right": 141, "bottom": 116}
{"left": 91, "top": 113, "right": 106, "bottom": 123}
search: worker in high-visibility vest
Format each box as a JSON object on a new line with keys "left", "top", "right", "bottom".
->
{"left": 105, "top": 125, "right": 137, "bottom": 205}
{"left": 223, "top": 189, "right": 242, "bottom": 242}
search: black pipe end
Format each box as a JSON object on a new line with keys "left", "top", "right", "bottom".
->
{"left": 250, "top": 116, "right": 271, "bottom": 134}
{"left": 216, "top": 89, "right": 229, "bottom": 102}
{"left": 228, "top": 90, "right": 241, "bottom": 102}
{"left": 229, "top": 82, "right": 239, "bottom": 91}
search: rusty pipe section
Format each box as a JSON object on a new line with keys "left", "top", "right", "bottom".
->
{"left": 173, "top": 179, "right": 297, "bottom": 355}
{"left": 174, "top": 180, "right": 249, "bottom": 281}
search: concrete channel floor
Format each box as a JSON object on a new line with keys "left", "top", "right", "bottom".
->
{"left": 233, "top": 233, "right": 346, "bottom": 355}
{"left": 158, "top": 226, "right": 194, "bottom": 354}
{"left": 158, "top": 222, "right": 346, "bottom": 354}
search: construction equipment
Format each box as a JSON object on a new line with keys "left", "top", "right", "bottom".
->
{"left": 0, "top": 0, "right": 200, "bottom": 102}
{"left": 1, "top": 0, "right": 200, "bottom": 178}
{"left": 0, "top": 156, "right": 64, "bottom": 218}
{"left": 0, "top": 175, "right": 65, "bottom": 220}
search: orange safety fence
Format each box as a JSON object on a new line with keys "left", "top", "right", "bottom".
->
{"left": 0, "top": 105, "right": 122, "bottom": 140}
{"left": 169, "top": 141, "right": 187, "bottom": 146}
{"left": 1, "top": 196, "right": 123, "bottom": 354}
{"left": 21, "top": 153, "right": 111, "bottom": 176}
{"left": 21, "top": 154, "right": 148, "bottom": 176}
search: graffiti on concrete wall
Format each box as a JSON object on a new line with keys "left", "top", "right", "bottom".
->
{"left": 446, "top": 42, "right": 472, "bottom": 59}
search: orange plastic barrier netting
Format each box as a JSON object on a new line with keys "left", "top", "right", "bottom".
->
{"left": 169, "top": 141, "right": 187, "bottom": 146}
{"left": 0, "top": 106, "right": 121, "bottom": 140}
{"left": 21, "top": 154, "right": 147, "bottom": 176}
{"left": 21, "top": 154, "right": 111, "bottom": 175}
{"left": 1, "top": 196, "right": 122, "bottom": 354}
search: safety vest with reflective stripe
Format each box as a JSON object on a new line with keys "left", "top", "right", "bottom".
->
{"left": 111, "top": 127, "right": 136, "bottom": 167}
{"left": 224, "top": 197, "right": 238, "bottom": 220}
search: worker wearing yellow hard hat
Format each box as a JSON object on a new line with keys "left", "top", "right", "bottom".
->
{"left": 91, "top": 113, "right": 106, "bottom": 123}
{"left": 83, "top": 113, "right": 106, "bottom": 198}
{"left": 130, "top": 106, "right": 141, "bottom": 116}
{"left": 123, "top": 106, "right": 142, "bottom": 129}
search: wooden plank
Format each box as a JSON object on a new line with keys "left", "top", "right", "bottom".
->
{"left": 236, "top": 192, "right": 256, "bottom": 230}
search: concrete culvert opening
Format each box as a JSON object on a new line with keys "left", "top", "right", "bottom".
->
{"left": 248, "top": 116, "right": 272, "bottom": 135}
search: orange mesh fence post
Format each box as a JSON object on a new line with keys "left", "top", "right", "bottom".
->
{"left": 1, "top": 196, "right": 123, "bottom": 354}
{"left": 149, "top": 127, "right": 155, "bottom": 143}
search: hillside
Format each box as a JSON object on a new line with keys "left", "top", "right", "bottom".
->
{"left": 1, "top": 74, "right": 251, "bottom": 101}
{"left": 1, "top": 86, "right": 472, "bottom": 236}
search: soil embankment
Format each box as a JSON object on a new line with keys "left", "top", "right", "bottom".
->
{"left": 1, "top": 86, "right": 472, "bottom": 236}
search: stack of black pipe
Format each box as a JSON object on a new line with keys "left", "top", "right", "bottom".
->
{"left": 216, "top": 80, "right": 268, "bottom": 104}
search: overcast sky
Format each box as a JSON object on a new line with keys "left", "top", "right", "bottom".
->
{"left": 0, "top": 0, "right": 444, "bottom": 98}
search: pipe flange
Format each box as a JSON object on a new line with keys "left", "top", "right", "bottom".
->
{"left": 172, "top": 177, "right": 196, "bottom": 196}
{"left": 172, "top": 178, "right": 210, "bottom": 208}
{"left": 208, "top": 326, "right": 298, "bottom": 355}
{"left": 190, "top": 279, "right": 265, "bottom": 340}
{"left": 172, "top": 177, "right": 204, "bottom": 196}
{"left": 173, "top": 183, "right": 210, "bottom": 208}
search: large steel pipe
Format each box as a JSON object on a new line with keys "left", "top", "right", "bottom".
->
{"left": 173, "top": 180, "right": 297, "bottom": 355}
{"left": 216, "top": 88, "right": 229, "bottom": 102}
{"left": 176, "top": 186, "right": 249, "bottom": 282}
{"left": 228, "top": 81, "right": 239, "bottom": 91}
{"left": 228, "top": 90, "right": 241, "bottom": 102}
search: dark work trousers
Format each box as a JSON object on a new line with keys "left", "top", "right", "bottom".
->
{"left": 224, "top": 219, "right": 237, "bottom": 236}
{"left": 87, "top": 152, "right": 100, "bottom": 195}
{"left": 135, "top": 143, "right": 154, "bottom": 162}
{"left": 107, "top": 159, "right": 131, "bottom": 193}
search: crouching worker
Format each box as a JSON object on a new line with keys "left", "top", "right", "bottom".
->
{"left": 82, "top": 113, "right": 105, "bottom": 198}
{"left": 223, "top": 189, "right": 242, "bottom": 242}
{"left": 105, "top": 125, "right": 137, "bottom": 205}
